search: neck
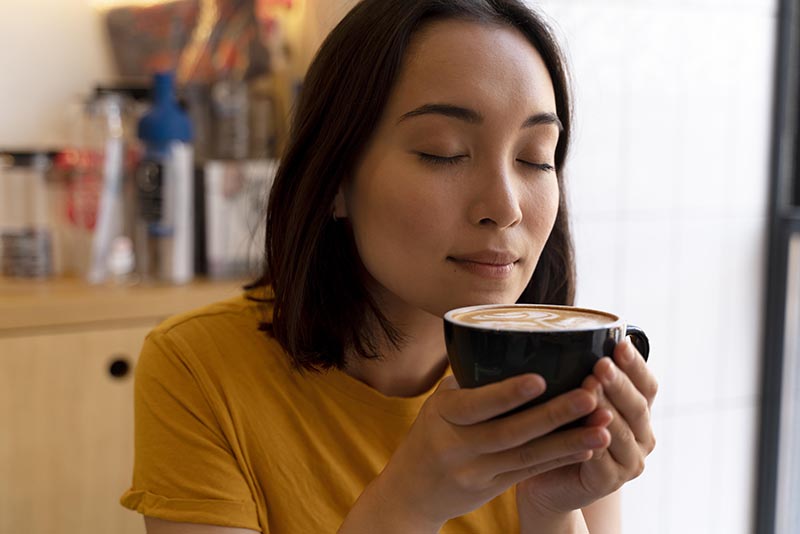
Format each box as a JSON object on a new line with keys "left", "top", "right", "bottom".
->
{"left": 344, "top": 298, "right": 449, "bottom": 398}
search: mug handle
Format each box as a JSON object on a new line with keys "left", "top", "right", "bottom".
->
{"left": 626, "top": 325, "right": 650, "bottom": 362}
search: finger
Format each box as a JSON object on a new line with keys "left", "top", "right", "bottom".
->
{"left": 594, "top": 357, "right": 655, "bottom": 452}
{"left": 579, "top": 375, "right": 614, "bottom": 460}
{"left": 437, "top": 373, "right": 546, "bottom": 426}
{"left": 584, "top": 407, "right": 614, "bottom": 428}
{"left": 586, "top": 414, "right": 614, "bottom": 458}
{"left": 475, "top": 388, "right": 600, "bottom": 453}
{"left": 581, "top": 374, "right": 614, "bottom": 432}
{"left": 614, "top": 339, "right": 658, "bottom": 408}
{"left": 581, "top": 375, "right": 614, "bottom": 427}
{"left": 492, "top": 450, "right": 593, "bottom": 489}
{"left": 595, "top": 393, "right": 641, "bottom": 469}
{"left": 437, "top": 375, "right": 460, "bottom": 391}
{"left": 594, "top": 394, "right": 647, "bottom": 481}
{"left": 485, "top": 425, "right": 610, "bottom": 475}
{"left": 577, "top": 438, "right": 621, "bottom": 487}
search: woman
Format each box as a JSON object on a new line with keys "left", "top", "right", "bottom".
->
{"left": 121, "top": 0, "right": 658, "bottom": 532}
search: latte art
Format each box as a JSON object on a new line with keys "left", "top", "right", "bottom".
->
{"left": 451, "top": 306, "right": 616, "bottom": 331}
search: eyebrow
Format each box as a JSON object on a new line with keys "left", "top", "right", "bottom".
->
{"left": 397, "top": 103, "right": 563, "bottom": 132}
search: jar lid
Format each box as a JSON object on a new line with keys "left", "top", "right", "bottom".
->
{"left": 0, "top": 150, "right": 59, "bottom": 169}
{"left": 94, "top": 81, "right": 151, "bottom": 102}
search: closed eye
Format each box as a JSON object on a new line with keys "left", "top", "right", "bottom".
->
{"left": 518, "top": 160, "right": 555, "bottom": 172}
{"left": 416, "top": 152, "right": 467, "bottom": 166}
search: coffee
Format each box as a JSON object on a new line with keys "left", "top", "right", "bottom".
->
{"left": 450, "top": 306, "right": 616, "bottom": 332}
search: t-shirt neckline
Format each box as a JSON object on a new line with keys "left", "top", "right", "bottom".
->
{"left": 311, "top": 362, "right": 451, "bottom": 418}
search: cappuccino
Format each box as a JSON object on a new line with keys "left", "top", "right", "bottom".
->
{"left": 449, "top": 305, "right": 617, "bottom": 332}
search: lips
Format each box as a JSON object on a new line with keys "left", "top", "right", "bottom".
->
{"left": 448, "top": 250, "right": 520, "bottom": 265}
{"left": 447, "top": 250, "right": 520, "bottom": 280}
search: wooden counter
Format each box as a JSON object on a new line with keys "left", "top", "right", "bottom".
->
{"left": 0, "top": 277, "right": 245, "bottom": 534}
{"left": 0, "top": 277, "right": 246, "bottom": 334}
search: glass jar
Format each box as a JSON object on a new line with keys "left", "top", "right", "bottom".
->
{"left": 58, "top": 86, "right": 144, "bottom": 283}
{"left": 0, "top": 151, "right": 57, "bottom": 278}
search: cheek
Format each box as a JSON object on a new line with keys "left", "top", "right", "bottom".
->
{"left": 523, "top": 178, "right": 560, "bottom": 233}
{"left": 349, "top": 171, "right": 453, "bottom": 273}
{"left": 544, "top": 181, "right": 560, "bottom": 224}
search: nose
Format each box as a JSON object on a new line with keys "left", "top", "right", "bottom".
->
{"left": 467, "top": 165, "right": 523, "bottom": 229}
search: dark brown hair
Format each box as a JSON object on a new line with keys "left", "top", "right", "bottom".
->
{"left": 252, "top": 0, "right": 576, "bottom": 371}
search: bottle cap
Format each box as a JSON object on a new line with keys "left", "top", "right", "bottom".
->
{"left": 138, "top": 71, "right": 192, "bottom": 150}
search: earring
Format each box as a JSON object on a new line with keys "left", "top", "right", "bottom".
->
{"left": 332, "top": 211, "right": 339, "bottom": 222}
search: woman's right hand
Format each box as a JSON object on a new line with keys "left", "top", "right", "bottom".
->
{"left": 339, "top": 373, "right": 611, "bottom": 533}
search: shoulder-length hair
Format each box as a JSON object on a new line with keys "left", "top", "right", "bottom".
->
{"left": 252, "top": 0, "right": 576, "bottom": 372}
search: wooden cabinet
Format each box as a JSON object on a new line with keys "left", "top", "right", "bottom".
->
{"left": 0, "top": 326, "right": 149, "bottom": 534}
{"left": 0, "top": 278, "right": 243, "bottom": 534}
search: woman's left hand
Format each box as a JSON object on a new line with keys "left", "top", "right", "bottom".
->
{"left": 516, "top": 338, "right": 658, "bottom": 517}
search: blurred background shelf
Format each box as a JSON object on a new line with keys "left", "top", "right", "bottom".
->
{"left": 0, "top": 277, "right": 245, "bottom": 333}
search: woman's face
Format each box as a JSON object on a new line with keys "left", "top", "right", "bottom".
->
{"left": 336, "top": 19, "right": 561, "bottom": 319}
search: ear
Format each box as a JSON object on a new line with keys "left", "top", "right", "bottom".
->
{"left": 332, "top": 185, "right": 348, "bottom": 219}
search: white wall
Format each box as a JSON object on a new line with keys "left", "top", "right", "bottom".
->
{"left": 531, "top": 0, "right": 775, "bottom": 532}
{"left": 0, "top": 0, "right": 349, "bottom": 149}
{"left": 0, "top": 0, "right": 114, "bottom": 148}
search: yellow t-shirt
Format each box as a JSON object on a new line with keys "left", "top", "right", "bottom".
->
{"left": 120, "top": 290, "right": 519, "bottom": 533}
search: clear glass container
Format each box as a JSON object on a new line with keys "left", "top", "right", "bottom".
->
{"left": 58, "top": 87, "right": 144, "bottom": 283}
{"left": 0, "top": 151, "right": 57, "bottom": 278}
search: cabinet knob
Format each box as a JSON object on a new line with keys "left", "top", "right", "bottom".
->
{"left": 108, "top": 357, "right": 131, "bottom": 379}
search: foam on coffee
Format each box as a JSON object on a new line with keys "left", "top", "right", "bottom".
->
{"left": 449, "top": 306, "right": 617, "bottom": 332}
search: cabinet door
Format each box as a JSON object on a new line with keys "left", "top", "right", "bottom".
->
{"left": 0, "top": 325, "right": 152, "bottom": 534}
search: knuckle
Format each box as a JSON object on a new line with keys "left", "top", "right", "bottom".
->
{"left": 452, "top": 468, "right": 479, "bottom": 492}
{"left": 618, "top": 424, "right": 635, "bottom": 445}
{"left": 646, "top": 379, "right": 659, "bottom": 400}
{"left": 426, "top": 426, "right": 458, "bottom": 461}
{"left": 632, "top": 458, "right": 646, "bottom": 479}
{"left": 618, "top": 457, "right": 646, "bottom": 483}
{"left": 518, "top": 444, "right": 537, "bottom": 467}
{"left": 632, "top": 397, "right": 650, "bottom": 423}
{"left": 528, "top": 455, "right": 569, "bottom": 477}
{"left": 526, "top": 463, "right": 544, "bottom": 478}
{"left": 644, "top": 432, "right": 657, "bottom": 454}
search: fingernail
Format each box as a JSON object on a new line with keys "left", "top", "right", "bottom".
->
{"left": 584, "top": 431, "right": 606, "bottom": 448}
{"left": 570, "top": 450, "right": 592, "bottom": 462}
{"left": 521, "top": 376, "right": 544, "bottom": 397}
{"left": 603, "top": 361, "right": 617, "bottom": 383}
{"left": 618, "top": 342, "right": 634, "bottom": 364}
{"left": 571, "top": 393, "right": 594, "bottom": 414}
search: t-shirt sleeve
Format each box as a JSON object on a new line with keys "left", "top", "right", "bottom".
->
{"left": 120, "top": 329, "right": 262, "bottom": 532}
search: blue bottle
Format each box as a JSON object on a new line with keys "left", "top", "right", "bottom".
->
{"left": 135, "top": 71, "right": 194, "bottom": 284}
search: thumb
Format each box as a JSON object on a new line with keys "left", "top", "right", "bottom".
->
{"left": 436, "top": 374, "right": 546, "bottom": 426}
{"left": 437, "top": 375, "right": 460, "bottom": 391}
